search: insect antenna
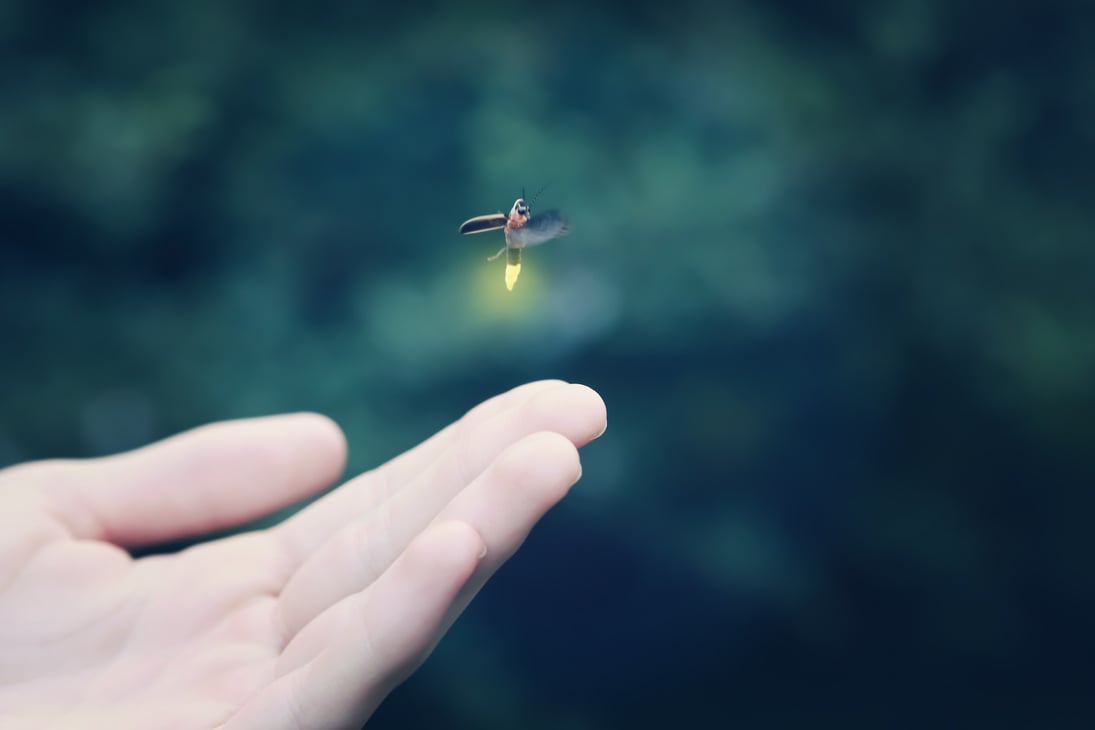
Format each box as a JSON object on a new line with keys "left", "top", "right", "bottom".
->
{"left": 528, "top": 183, "right": 550, "bottom": 206}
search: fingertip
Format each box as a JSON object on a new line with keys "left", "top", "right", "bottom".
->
{"left": 33, "top": 411, "right": 353, "bottom": 546}
{"left": 414, "top": 520, "right": 487, "bottom": 575}
{"left": 538, "top": 430, "right": 584, "bottom": 487}
{"left": 526, "top": 383, "right": 608, "bottom": 446}
{"left": 495, "top": 431, "right": 583, "bottom": 504}
{"left": 400, "top": 518, "right": 486, "bottom": 595}
{"left": 570, "top": 383, "right": 608, "bottom": 441}
{"left": 291, "top": 412, "right": 349, "bottom": 479}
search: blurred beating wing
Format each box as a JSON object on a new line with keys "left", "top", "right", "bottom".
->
{"left": 508, "top": 209, "right": 569, "bottom": 248}
{"left": 459, "top": 213, "right": 508, "bottom": 234}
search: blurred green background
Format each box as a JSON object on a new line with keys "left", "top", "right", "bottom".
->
{"left": 2, "top": 0, "right": 1094, "bottom": 726}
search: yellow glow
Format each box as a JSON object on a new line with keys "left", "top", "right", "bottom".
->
{"left": 469, "top": 261, "right": 541, "bottom": 319}
{"left": 505, "top": 262, "right": 521, "bottom": 291}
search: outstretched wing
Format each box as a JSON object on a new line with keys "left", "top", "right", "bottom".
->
{"left": 508, "top": 209, "right": 569, "bottom": 248}
{"left": 459, "top": 213, "right": 508, "bottom": 235}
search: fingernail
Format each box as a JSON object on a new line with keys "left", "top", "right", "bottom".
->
{"left": 477, "top": 544, "right": 488, "bottom": 560}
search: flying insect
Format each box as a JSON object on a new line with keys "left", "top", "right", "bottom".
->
{"left": 459, "top": 194, "right": 569, "bottom": 291}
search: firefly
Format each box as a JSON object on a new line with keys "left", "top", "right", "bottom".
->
{"left": 459, "top": 194, "right": 569, "bottom": 291}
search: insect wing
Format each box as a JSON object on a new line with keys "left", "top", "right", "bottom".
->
{"left": 509, "top": 209, "right": 569, "bottom": 247}
{"left": 459, "top": 213, "right": 508, "bottom": 235}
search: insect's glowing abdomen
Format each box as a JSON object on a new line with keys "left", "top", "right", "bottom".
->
{"left": 505, "top": 263, "right": 521, "bottom": 291}
{"left": 505, "top": 247, "right": 522, "bottom": 291}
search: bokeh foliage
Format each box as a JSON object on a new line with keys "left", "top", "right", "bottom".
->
{"left": 2, "top": 0, "right": 1093, "bottom": 726}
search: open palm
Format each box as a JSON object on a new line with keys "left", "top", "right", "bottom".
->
{"left": 0, "top": 381, "right": 606, "bottom": 729}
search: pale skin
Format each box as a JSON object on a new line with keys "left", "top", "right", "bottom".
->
{"left": 0, "top": 380, "right": 607, "bottom": 729}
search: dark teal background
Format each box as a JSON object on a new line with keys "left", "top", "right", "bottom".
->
{"left": 2, "top": 1, "right": 1094, "bottom": 726}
